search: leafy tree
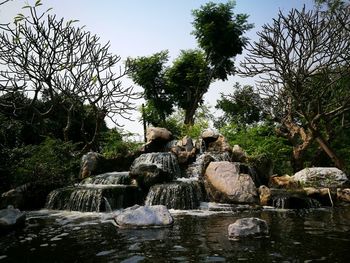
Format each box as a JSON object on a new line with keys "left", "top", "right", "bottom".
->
{"left": 0, "top": 1, "right": 139, "bottom": 152}
{"left": 167, "top": 50, "right": 210, "bottom": 125}
{"left": 240, "top": 5, "right": 350, "bottom": 171}
{"left": 129, "top": 1, "right": 252, "bottom": 126}
{"left": 192, "top": 0, "right": 253, "bottom": 81}
{"left": 128, "top": 51, "right": 173, "bottom": 126}
{"left": 215, "top": 82, "right": 264, "bottom": 129}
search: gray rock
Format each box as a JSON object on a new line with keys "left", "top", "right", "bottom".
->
{"left": 228, "top": 217, "right": 269, "bottom": 240}
{"left": 0, "top": 206, "right": 26, "bottom": 232}
{"left": 130, "top": 153, "right": 180, "bottom": 189}
{"left": 201, "top": 128, "right": 219, "bottom": 140}
{"left": 79, "top": 151, "right": 102, "bottom": 179}
{"left": 293, "top": 167, "right": 349, "bottom": 188}
{"left": 115, "top": 205, "right": 173, "bottom": 228}
{"left": 204, "top": 161, "right": 259, "bottom": 204}
{"left": 146, "top": 127, "right": 172, "bottom": 142}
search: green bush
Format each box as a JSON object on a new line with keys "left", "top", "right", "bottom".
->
{"left": 220, "top": 123, "right": 293, "bottom": 175}
{"left": 100, "top": 128, "right": 142, "bottom": 158}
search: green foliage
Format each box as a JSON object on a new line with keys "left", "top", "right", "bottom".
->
{"left": 167, "top": 49, "right": 210, "bottom": 125}
{"left": 215, "top": 83, "right": 265, "bottom": 129}
{"left": 192, "top": 1, "right": 253, "bottom": 80}
{"left": 100, "top": 128, "right": 142, "bottom": 158}
{"left": 220, "top": 123, "right": 293, "bottom": 175}
{"left": 128, "top": 51, "right": 173, "bottom": 125}
{"left": 13, "top": 137, "right": 80, "bottom": 188}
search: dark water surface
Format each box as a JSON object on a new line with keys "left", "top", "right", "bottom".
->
{"left": 1, "top": 206, "right": 350, "bottom": 262}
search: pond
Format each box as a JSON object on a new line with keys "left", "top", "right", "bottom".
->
{"left": 1, "top": 205, "right": 350, "bottom": 262}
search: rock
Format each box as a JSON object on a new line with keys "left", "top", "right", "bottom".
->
{"left": 114, "top": 205, "right": 173, "bottom": 228}
{"left": 0, "top": 206, "right": 26, "bottom": 233}
{"left": 304, "top": 187, "right": 334, "bottom": 206}
{"left": 146, "top": 127, "right": 172, "bottom": 142}
{"left": 178, "top": 136, "right": 195, "bottom": 152}
{"left": 258, "top": 185, "right": 271, "bottom": 206}
{"left": 337, "top": 188, "right": 350, "bottom": 203}
{"left": 228, "top": 217, "right": 269, "bottom": 240}
{"left": 204, "top": 161, "right": 259, "bottom": 204}
{"left": 207, "top": 135, "right": 232, "bottom": 153}
{"left": 168, "top": 136, "right": 196, "bottom": 165}
{"left": 269, "top": 175, "right": 299, "bottom": 189}
{"left": 248, "top": 154, "right": 274, "bottom": 186}
{"left": 201, "top": 128, "right": 219, "bottom": 141}
{"left": 79, "top": 152, "right": 103, "bottom": 179}
{"left": 293, "top": 167, "right": 349, "bottom": 188}
{"left": 0, "top": 184, "right": 30, "bottom": 209}
{"left": 129, "top": 153, "right": 181, "bottom": 189}
{"left": 232, "top": 145, "right": 247, "bottom": 163}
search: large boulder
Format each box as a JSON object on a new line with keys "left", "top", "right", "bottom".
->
{"left": 129, "top": 152, "right": 181, "bottom": 189}
{"left": 228, "top": 217, "right": 269, "bottom": 240}
{"left": 0, "top": 206, "right": 26, "bottom": 233}
{"left": 114, "top": 205, "right": 173, "bottom": 228}
{"left": 206, "top": 134, "right": 232, "bottom": 153}
{"left": 293, "top": 167, "right": 349, "bottom": 188}
{"left": 143, "top": 127, "right": 173, "bottom": 153}
{"left": 204, "top": 161, "right": 259, "bottom": 204}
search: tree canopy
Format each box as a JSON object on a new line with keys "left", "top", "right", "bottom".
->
{"left": 240, "top": 4, "right": 350, "bottom": 171}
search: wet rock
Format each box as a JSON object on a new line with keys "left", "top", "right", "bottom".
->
{"left": 204, "top": 161, "right": 258, "bottom": 204}
{"left": 293, "top": 167, "right": 349, "bottom": 188}
{"left": 304, "top": 187, "right": 334, "bottom": 206}
{"left": 248, "top": 154, "right": 274, "bottom": 186}
{"left": 168, "top": 136, "right": 196, "bottom": 165}
{"left": 258, "top": 185, "right": 271, "bottom": 206}
{"left": 129, "top": 153, "right": 181, "bottom": 189}
{"left": 228, "top": 217, "right": 269, "bottom": 240}
{"left": 115, "top": 205, "right": 173, "bottom": 228}
{"left": 337, "top": 188, "right": 350, "bottom": 203}
{"left": 80, "top": 172, "right": 131, "bottom": 185}
{"left": 0, "top": 184, "right": 30, "bottom": 209}
{"left": 0, "top": 206, "right": 26, "bottom": 233}
{"left": 269, "top": 189, "right": 321, "bottom": 209}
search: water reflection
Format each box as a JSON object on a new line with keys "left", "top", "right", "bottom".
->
{"left": 0, "top": 207, "right": 350, "bottom": 262}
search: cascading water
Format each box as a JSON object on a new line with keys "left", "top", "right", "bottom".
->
{"left": 145, "top": 179, "right": 205, "bottom": 210}
{"left": 45, "top": 172, "right": 142, "bottom": 212}
{"left": 186, "top": 152, "right": 232, "bottom": 178}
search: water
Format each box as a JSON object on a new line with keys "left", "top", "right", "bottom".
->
{"left": 1, "top": 206, "right": 350, "bottom": 262}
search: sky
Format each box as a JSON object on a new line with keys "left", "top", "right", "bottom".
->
{"left": 0, "top": 0, "right": 315, "bottom": 139}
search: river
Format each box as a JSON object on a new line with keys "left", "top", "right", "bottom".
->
{"left": 1, "top": 205, "right": 350, "bottom": 262}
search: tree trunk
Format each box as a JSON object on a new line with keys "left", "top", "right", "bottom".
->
{"left": 315, "top": 135, "right": 345, "bottom": 170}
{"left": 63, "top": 105, "right": 74, "bottom": 142}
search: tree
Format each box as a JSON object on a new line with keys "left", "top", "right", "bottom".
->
{"left": 166, "top": 49, "right": 210, "bottom": 125}
{"left": 128, "top": 51, "right": 173, "bottom": 126}
{"left": 215, "top": 82, "right": 264, "bottom": 129}
{"left": 129, "top": 1, "right": 252, "bottom": 126}
{"left": 0, "top": 1, "right": 139, "bottom": 152}
{"left": 240, "top": 5, "right": 350, "bottom": 171}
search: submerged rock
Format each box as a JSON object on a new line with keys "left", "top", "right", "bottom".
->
{"left": 0, "top": 206, "right": 26, "bottom": 232}
{"left": 204, "top": 161, "right": 258, "bottom": 204}
{"left": 228, "top": 217, "right": 269, "bottom": 240}
{"left": 115, "top": 205, "right": 173, "bottom": 228}
{"left": 293, "top": 167, "right": 349, "bottom": 188}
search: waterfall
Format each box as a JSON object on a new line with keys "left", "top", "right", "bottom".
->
{"left": 145, "top": 180, "right": 205, "bottom": 210}
{"left": 272, "top": 196, "right": 287, "bottom": 209}
{"left": 80, "top": 172, "right": 131, "bottom": 185}
{"left": 45, "top": 169, "right": 144, "bottom": 212}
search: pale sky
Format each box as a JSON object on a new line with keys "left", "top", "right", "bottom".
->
{"left": 0, "top": 0, "right": 315, "bottom": 139}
